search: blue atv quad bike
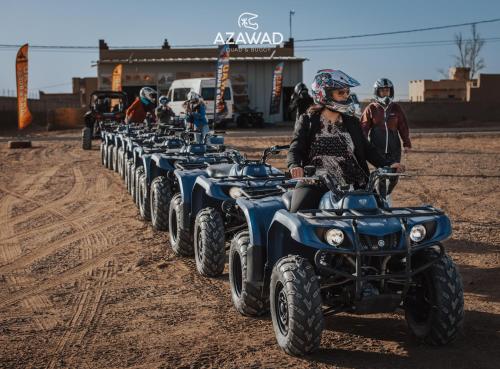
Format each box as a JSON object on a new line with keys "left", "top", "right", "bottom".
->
{"left": 229, "top": 167, "right": 464, "bottom": 356}
{"left": 130, "top": 129, "right": 189, "bottom": 214}
{"left": 121, "top": 126, "right": 165, "bottom": 195}
{"left": 169, "top": 145, "right": 293, "bottom": 277}
{"left": 139, "top": 132, "right": 231, "bottom": 225}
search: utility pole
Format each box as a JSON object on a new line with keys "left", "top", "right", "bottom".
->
{"left": 289, "top": 10, "right": 295, "bottom": 39}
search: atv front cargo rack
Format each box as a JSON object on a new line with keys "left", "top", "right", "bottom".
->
{"left": 213, "top": 174, "right": 288, "bottom": 183}
{"left": 298, "top": 206, "right": 443, "bottom": 220}
{"left": 305, "top": 206, "right": 445, "bottom": 303}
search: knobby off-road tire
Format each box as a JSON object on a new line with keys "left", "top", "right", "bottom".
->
{"left": 118, "top": 147, "right": 126, "bottom": 179}
{"left": 229, "top": 231, "right": 269, "bottom": 316}
{"left": 106, "top": 145, "right": 114, "bottom": 170}
{"left": 112, "top": 146, "right": 119, "bottom": 172}
{"left": 405, "top": 250, "right": 464, "bottom": 345}
{"left": 138, "top": 173, "right": 151, "bottom": 221}
{"left": 126, "top": 159, "right": 134, "bottom": 195}
{"left": 193, "top": 207, "right": 225, "bottom": 277}
{"left": 270, "top": 255, "right": 324, "bottom": 356}
{"left": 168, "top": 193, "right": 193, "bottom": 256}
{"left": 100, "top": 142, "right": 106, "bottom": 166}
{"left": 134, "top": 166, "right": 144, "bottom": 208}
{"left": 150, "top": 176, "right": 172, "bottom": 231}
{"left": 82, "top": 127, "right": 92, "bottom": 150}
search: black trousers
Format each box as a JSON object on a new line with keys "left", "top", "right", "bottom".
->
{"left": 290, "top": 182, "right": 328, "bottom": 213}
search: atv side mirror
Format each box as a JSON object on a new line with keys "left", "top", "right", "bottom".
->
{"left": 304, "top": 166, "right": 316, "bottom": 177}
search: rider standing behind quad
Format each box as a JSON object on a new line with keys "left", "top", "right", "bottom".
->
{"left": 125, "top": 87, "right": 157, "bottom": 124}
{"left": 289, "top": 82, "right": 314, "bottom": 119}
{"left": 155, "top": 95, "right": 175, "bottom": 125}
{"left": 361, "top": 79, "right": 412, "bottom": 200}
{"left": 360, "top": 78, "right": 412, "bottom": 162}
{"left": 287, "top": 69, "right": 404, "bottom": 213}
{"left": 183, "top": 91, "right": 209, "bottom": 143}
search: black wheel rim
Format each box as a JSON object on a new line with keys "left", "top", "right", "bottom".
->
{"left": 232, "top": 252, "right": 242, "bottom": 297}
{"left": 275, "top": 281, "right": 289, "bottom": 335}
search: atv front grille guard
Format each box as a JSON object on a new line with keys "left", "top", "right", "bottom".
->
{"left": 300, "top": 206, "right": 445, "bottom": 302}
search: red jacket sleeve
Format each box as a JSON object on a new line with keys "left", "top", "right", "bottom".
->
{"left": 360, "top": 104, "right": 373, "bottom": 138}
{"left": 396, "top": 104, "right": 412, "bottom": 148}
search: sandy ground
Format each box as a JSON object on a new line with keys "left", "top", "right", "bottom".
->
{"left": 0, "top": 131, "right": 499, "bottom": 369}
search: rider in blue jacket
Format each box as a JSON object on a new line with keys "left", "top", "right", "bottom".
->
{"left": 184, "top": 91, "right": 209, "bottom": 143}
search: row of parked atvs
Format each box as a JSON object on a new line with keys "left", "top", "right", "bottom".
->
{"left": 92, "top": 122, "right": 464, "bottom": 356}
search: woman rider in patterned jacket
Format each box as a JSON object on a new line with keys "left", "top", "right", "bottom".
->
{"left": 287, "top": 69, "right": 405, "bottom": 213}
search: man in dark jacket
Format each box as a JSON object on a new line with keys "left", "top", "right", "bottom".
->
{"left": 360, "top": 78, "right": 411, "bottom": 163}
{"left": 289, "top": 82, "right": 314, "bottom": 119}
{"left": 361, "top": 78, "right": 411, "bottom": 200}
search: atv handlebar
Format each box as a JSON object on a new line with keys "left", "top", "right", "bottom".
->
{"left": 260, "top": 145, "right": 290, "bottom": 164}
{"left": 366, "top": 167, "right": 407, "bottom": 192}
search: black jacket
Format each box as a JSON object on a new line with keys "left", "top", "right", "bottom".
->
{"left": 287, "top": 111, "right": 392, "bottom": 176}
{"left": 289, "top": 93, "right": 314, "bottom": 116}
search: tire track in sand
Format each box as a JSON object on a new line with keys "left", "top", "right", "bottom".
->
{"left": 46, "top": 259, "right": 119, "bottom": 369}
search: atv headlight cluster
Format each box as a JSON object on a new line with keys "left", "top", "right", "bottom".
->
{"left": 325, "top": 229, "right": 344, "bottom": 247}
{"left": 229, "top": 187, "right": 243, "bottom": 199}
{"left": 409, "top": 224, "right": 427, "bottom": 243}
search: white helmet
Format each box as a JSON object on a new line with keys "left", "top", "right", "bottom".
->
{"left": 187, "top": 90, "right": 201, "bottom": 102}
{"left": 139, "top": 87, "right": 157, "bottom": 105}
{"left": 158, "top": 95, "right": 169, "bottom": 106}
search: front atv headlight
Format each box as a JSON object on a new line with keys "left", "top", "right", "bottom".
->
{"left": 410, "top": 224, "right": 427, "bottom": 243}
{"left": 325, "top": 229, "right": 344, "bottom": 247}
{"left": 229, "top": 187, "right": 243, "bottom": 199}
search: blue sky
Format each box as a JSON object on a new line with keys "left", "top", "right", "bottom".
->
{"left": 1, "top": 0, "right": 499, "bottom": 99}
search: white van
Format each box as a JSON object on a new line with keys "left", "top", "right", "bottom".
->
{"left": 167, "top": 78, "right": 234, "bottom": 124}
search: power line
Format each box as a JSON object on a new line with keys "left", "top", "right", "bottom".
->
{"left": 295, "top": 37, "right": 500, "bottom": 52}
{"left": 295, "top": 36, "right": 500, "bottom": 49}
{"left": 294, "top": 17, "right": 500, "bottom": 42}
{"left": 0, "top": 17, "right": 498, "bottom": 52}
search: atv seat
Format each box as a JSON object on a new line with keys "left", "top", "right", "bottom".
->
{"left": 207, "top": 163, "right": 234, "bottom": 178}
{"left": 282, "top": 191, "right": 293, "bottom": 211}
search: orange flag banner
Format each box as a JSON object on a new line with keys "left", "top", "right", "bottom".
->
{"left": 16, "top": 44, "right": 33, "bottom": 130}
{"left": 112, "top": 64, "right": 123, "bottom": 92}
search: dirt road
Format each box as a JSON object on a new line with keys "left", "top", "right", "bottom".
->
{"left": 0, "top": 132, "right": 499, "bottom": 368}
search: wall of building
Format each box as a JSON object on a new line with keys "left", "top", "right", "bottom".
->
{"left": 0, "top": 92, "right": 82, "bottom": 131}
{"left": 389, "top": 101, "right": 500, "bottom": 125}
{"left": 409, "top": 79, "right": 466, "bottom": 102}
{"left": 0, "top": 96, "right": 48, "bottom": 131}
{"left": 467, "top": 74, "right": 500, "bottom": 103}
{"left": 72, "top": 77, "right": 98, "bottom": 107}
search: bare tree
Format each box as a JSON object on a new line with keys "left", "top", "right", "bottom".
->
{"left": 453, "top": 24, "right": 485, "bottom": 79}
